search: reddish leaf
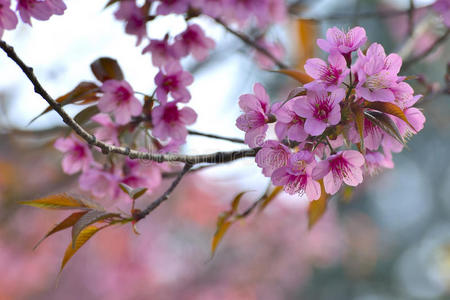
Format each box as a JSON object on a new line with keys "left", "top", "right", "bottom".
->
{"left": 60, "top": 225, "right": 105, "bottom": 272}
{"left": 73, "top": 105, "right": 100, "bottom": 125}
{"left": 364, "top": 110, "right": 405, "bottom": 145}
{"left": 29, "top": 82, "right": 99, "bottom": 124}
{"left": 363, "top": 101, "right": 415, "bottom": 131}
{"left": 20, "top": 194, "right": 102, "bottom": 210}
{"left": 295, "top": 19, "right": 318, "bottom": 69}
{"left": 33, "top": 211, "right": 88, "bottom": 250}
{"left": 90, "top": 57, "right": 124, "bottom": 82}
{"left": 271, "top": 69, "right": 314, "bottom": 84}
{"left": 308, "top": 180, "right": 328, "bottom": 229}
{"left": 258, "top": 186, "right": 283, "bottom": 212}
{"left": 211, "top": 220, "right": 232, "bottom": 257}
{"left": 71, "top": 210, "right": 118, "bottom": 248}
{"left": 351, "top": 105, "right": 365, "bottom": 154}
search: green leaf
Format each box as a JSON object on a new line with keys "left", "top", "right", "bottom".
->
{"left": 258, "top": 186, "right": 283, "bottom": 212}
{"left": 364, "top": 110, "right": 406, "bottom": 145}
{"left": 119, "top": 183, "right": 148, "bottom": 200}
{"left": 308, "top": 180, "right": 328, "bottom": 229}
{"left": 33, "top": 211, "right": 88, "bottom": 250}
{"left": 29, "top": 82, "right": 99, "bottom": 125}
{"left": 90, "top": 57, "right": 124, "bottom": 82}
{"left": 20, "top": 194, "right": 103, "bottom": 210}
{"left": 73, "top": 105, "right": 100, "bottom": 125}
{"left": 71, "top": 210, "right": 118, "bottom": 248}
{"left": 60, "top": 225, "right": 105, "bottom": 272}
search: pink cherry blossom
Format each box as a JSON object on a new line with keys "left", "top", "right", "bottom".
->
{"left": 142, "top": 37, "right": 179, "bottom": 68}
{"left": 191, "top": 0, "right": 224, "bottom": 18}
{"left": 255, "top": 140, "right": 290, "bottom": 177}
{"left": 154, "top": 62, "right": 193, "bottom": 104}
{"left": 156, "top": 0, "right": 189, "bottom": 15}
{"left": 353, "top": 43, "right": 401, "bottom": 102}
{"left": 349, "top": 117, "right": 383, "bottom": 151}
{"left": 121, "top": 157, "right": 163, "bottom": 192}
{"left": 0, "top": 0, "right": 18, "bottom": 37}
{"left": 304, "top": 51, "right": 349, "bottom": 91}
{"left": 91, "top": 113, "right": 120, "bottom": 146}
{"left": 253, "top": 39, "right": 284, "bottom": 69}
{"left": 293, "top": 89, "right": 345, "bottom": 136}
{"left": 317, "top": 26, "right": 367, "bottom": 55}
{"left": 433, "top": 0, "right": 450, "bottom": 27}
{"left": 114, "top": 1, "right": 147, "bottom": 45}
{"left": 54, "top": 134, "right": 93, "bottom": 175}
{"left": 151, "top": 101, "right": 197, "bottom": 142}
{"left": 312, "top": 150, "right": 365, "bottom": 195}
{"left": 235, "top": 83, "right": 271, "bottom": 147}
{"left": 271, "top": 151, "right": 321, "bottom": 200}
{"left": 98, "top": 79, "right": 142, "bottom": 125}
{"left": 79, "top": 167, "right": 121, "bottom": 199}
{"left": 272, "top": 100, "right": 308, "bottom": 142}
{"left": 364, "top": 150, "right": 393, "bottom": 176}
{"left": 16, "top": 0, "right": 66, "bottom": 25}
{"left": 173, "top": 24, "right": 215, "bottom": 61}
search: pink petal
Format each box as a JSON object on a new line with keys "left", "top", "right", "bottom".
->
{"left": 312, "top": 160, "right": 331, "bottom": 180}
{"left": 342, "top": 150, "right": 365, "bottom": 167}
{"left": 304, "top": 118, "right": 327, "bottom": 136}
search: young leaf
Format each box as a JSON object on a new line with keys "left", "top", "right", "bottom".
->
{"left": 258, "top": 186, "right": 283, "bottom": 212}
{"left": 33, "top": 211, "right": 88, "bottom": 250}
{"left": 71, "top": 210, "right": 118, "bottom": 248}
{"left": 351, "top": 105, "right": 365, "bottom": 154}
{"left": 90, "top": 57, "right": 124, "bottom": 82}
{"left": 20, "top": 194, "right": 98, "bottom": 210}
{"left": 270, "top": 69, "right": 314, "bottom": 84}
{"left": 231, "top": 191, "right": 246, "bottom": 212}
{"left": 73, "top": 105, "right": 100, "bottom": 125}
{"left": 28, "top": 82, "right": 99, "bottom": 125}
{"left": 131, "top": 187, "right": 148, "bottom": 200}
{"left": 60, "top": 225, "right": 105, "bottom": 272}
{"left": 119, "top": 183, "right": 133, "bottom": 196}
{"left": 363, "top": 101, "right": 416, "bottom": 131}
{"left": 308, "top": 180, "right": 328, "bottom": 229}
{"left": 364, "top": 111, "right": 406, "bottom": 145}
{"left": 211, "top": 220, "right": 232, "bottom": 258}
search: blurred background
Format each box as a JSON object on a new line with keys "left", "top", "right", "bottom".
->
{"left": 0, "top": 0, "right": 449, "bottom": 299}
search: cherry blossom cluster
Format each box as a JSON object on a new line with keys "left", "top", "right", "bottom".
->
{"left": 236, "top": 27, "right": 426, "bottom": 200}
{"left": 0, "top": 0, "right": 66, "bottom": 37}
{"left": 48, "top": 1, "right": 289, "bottom": 201}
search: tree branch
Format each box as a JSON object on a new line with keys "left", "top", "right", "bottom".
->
{"left": 403, "top": 29, "right": 450, "bottom": 69}
{"left": 188, "top": 129, "right": 245, "bottom": 144}
{"left": 214, "top": 18, "right": 288, "bottom": 69}
{"left": 0, "top": 40, "right": 259, "bottom": 164}
{"left": 135, "top": 163, "right": 193, "bottom": 221}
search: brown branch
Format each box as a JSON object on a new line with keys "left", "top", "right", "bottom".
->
{"left": 135, "top": 163, "right": 193, "bottom": 220}
{"left": 214, "top": 18, "right": 288, "bottom": 69}
{"left": 295, "top": 4, "right": 431, "bottom": 22}
{"left": 188, "top": 129, "right": 245, "bottom": 144}
{"left": 0, "top": 40, "right": 259, "bottom": 164}
{"left": 403, "top": 29, "right": 450, "bottom": 69}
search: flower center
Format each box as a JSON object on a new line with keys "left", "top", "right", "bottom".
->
{"left": 114, "top": 86, "right": 131, "bottom": 102}
{"left": 319, "top": 65, "right": 340, "bottom": 85}
{"left": 313, "top": 97, "right": 332, "bottom": 121}
{"left": 163, "top": 105, "right": 179, "bottom": 123}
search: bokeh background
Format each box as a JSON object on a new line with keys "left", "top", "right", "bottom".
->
{"left": 0, "top": 0, "right": 449, "bottom": 299}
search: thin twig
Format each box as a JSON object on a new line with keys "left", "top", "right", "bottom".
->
{"left": 0, "top": 40, "right": 259, "bottom": 164}
{"left": 403, "top": 29, "right": 450, "bottom": 69}
{"left": 214, "top": 18, "right": 288, "bottom": 69}
{"left": 296, "top": 5, "right": 430, "bottom": 22}
{"left": 407, "top": 0, "right": 416, "bottom": 38}
{"left": 135, "top": 163, "right": 193, "bottom": 220}
{"left": 188, "top": 129, "right": 245, "bottom": 144}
